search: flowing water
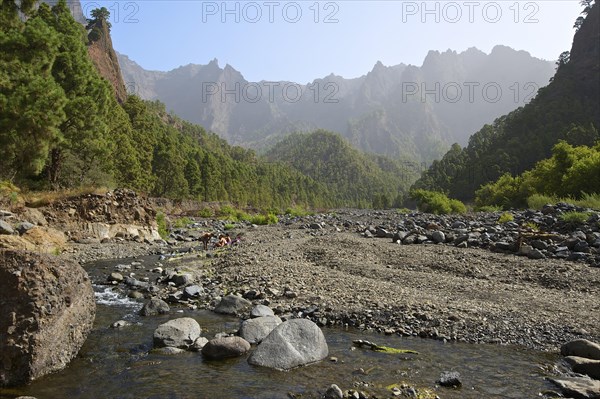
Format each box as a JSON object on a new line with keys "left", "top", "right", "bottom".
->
{"left": 1, "top": 258, "right": 562, "bottom": 399}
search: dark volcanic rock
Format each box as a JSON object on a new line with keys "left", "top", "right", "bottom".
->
{"left": 0, "top": 250, "right": 95, "bottom": 386}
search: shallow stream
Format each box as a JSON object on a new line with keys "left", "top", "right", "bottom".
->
{"left": 0, "top": 257, "right": 562, "bottom": 399}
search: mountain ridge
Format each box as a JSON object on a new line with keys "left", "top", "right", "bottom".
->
{"left": 118, "top": 47, "right": 555, "bottom": 162}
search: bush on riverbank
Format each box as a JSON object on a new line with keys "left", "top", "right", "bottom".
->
{"left": 410, "top": 189, "right": 466, "bottom": 215}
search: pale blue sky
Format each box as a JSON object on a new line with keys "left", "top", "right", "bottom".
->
{"left": 80, "top": 0, "right": 584, "bottom": 82}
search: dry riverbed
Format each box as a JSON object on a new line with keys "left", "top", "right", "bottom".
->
{"left": 204, "top": 223, "right": 600, "bottom": 352}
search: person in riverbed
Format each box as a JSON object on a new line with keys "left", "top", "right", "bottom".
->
{"left": 214, "top": 234, "right": 231, "bottom": 248}
{"left": 199, "top": 232, "right": 214, "bottom": 250}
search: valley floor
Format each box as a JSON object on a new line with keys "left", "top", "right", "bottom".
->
{"left": 208, "top": 223, "right": 600, "bottom": 351}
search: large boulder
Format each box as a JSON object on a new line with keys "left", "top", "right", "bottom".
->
{"left": 140, "top": 298, "right": 170, "bottom": 316}
{"left": 562, "top": 340, "right": 600, "bottom": 361}
{"left": 251, "top": 304, "right": 275, "bottom": 318}
{"left": 239, "top": 316, "right": 282, "bottom": 344}
{"left": 248, "top": 319, "right": 328, "bottom": 370}
{"left": 153, "top": 318, "right": 201, "bottom": 349}
{"left": 0, "top": 250, "right": 95, "bottom": 386}
{"left": 202, "top": 336, "right": 251, "bottom": 359}
{"left": 214, "top": 295, "right": 252, "bottom": 315}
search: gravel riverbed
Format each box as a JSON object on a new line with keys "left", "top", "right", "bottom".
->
{"left": 73, "top": 209, "right": 600, "bottom": 352}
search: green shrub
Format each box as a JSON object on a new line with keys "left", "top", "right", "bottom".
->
{"left": 156, "top": 212, "right": 169, "bottom": 239}
{"left": 498, "top": 212, "right": 514, "bottom": 223}
{"left": 217, "top": 205, "right": 250, "bottom": 222}
{"left": 396, "top": 207, "right": 411, "bottom": 214}
{"left": 285, "top": 205, "right": 313, "bottom": 217}
{"left": 249, "top": 213, "right": 279, "bottom": 225}
{"left": 223, "top": 223, "right": 235, "bottom": 230}
{"left": 523, "top": 221, "right": 540, "bottom": 231}
{"left": 173, "top": 217, "right": 192, "bottom": 228}
{"left": 527, "top": 194, "right": 557, "bottom": 210}
{"left": 196, "top": 207, "right": 213, "bottom": 218}
{"left": 410, "top": 189, "right": 466, "bottom": 215}
{"left": 573, "top": 193, "right": 600, "bottom": 210}
{"left": 560, "top": 211, "right": 591, "bottom": 224}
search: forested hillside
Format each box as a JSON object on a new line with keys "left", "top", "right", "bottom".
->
{"left": 266, "top": 130, "right": 420, "bottom": 208}
{"left": 413, "top": 2, "right": 599, "bottom": 201}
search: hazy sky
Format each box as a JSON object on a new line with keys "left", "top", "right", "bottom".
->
{"left": 80, "top": 0, "right": 584, "bottom": 82}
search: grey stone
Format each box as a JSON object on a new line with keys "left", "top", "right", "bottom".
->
{"left": 564, "top": 356, "right": 600, "bottom": 380}
{"left": 124, "top": 276, "right": 149, "bottom": 289}
{"left": 108, "top": 272, "right": 124, "bottom": 283}
{"left": 438, "top": 371, "right": 462, "bottom": 387}
{"left": 239, "top": 316, "right": 282, "bottom": 344}
{"left": 16, "top": 222, "right": 35, "bottom": 235}
{"left": 183, "top": 285, "right": 203, "bottom": 298}
{"left": 561, "top": 340, "right": 600, "bottom": 361}
{"left": 171, "top": 273, "right": 193, "bottom": 286}
{"left": 549, "top": 378, "right": 600, "bottom": 399}
{"left": 140, "top": 298, "right": 170, "bottom": 316}
{"left": 111, "top": 320, "right": 130, "bottom": 329}
{"left": 527, "top": 249, "right": 546, "bottom": 260}
{"left": 574, "top": 240, "right": 590, "bottom": 253}
{"left": 191, "top": 337, "right": 209, "bottom": 351}
{"left": 324, "top": 384, "right": 344, "bottom": 399}
{"left": 202, "top": 336, "right": 251, "bottom": 359}
{"left": 531, "top": 240, "right": 549, "bottom": 250}
{"left": 431, "top": 231, "right": 445, "bottom": 244}
{"left": 251, "top": 304, "right": 275, "bottom": 318}
{"left": 451, "top": 221, "right": 466, "bottom": 229}
{"left": 0, "top": 220, "right": 14, "bottom": 235}
{"left": 248, "top": 319, "right": 328, "bottom": 370}
{"left": 214, "top": 295, "right": 252, "bottom": 315}
{"left": 153, "top": 318, "right": 201, "bottom": 349}
{"left": 494, "top": 241, "right": 512, "bottom": 251}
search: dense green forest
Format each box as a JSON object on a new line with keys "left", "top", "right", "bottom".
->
{"left": 0, "top": 0, "right": 414, "bottom": 209}
{"left": 412, "top": 1, "right": 600, "bottom": 202}
{"left": 265, "top": 130, "right": 420, "bottom": 208}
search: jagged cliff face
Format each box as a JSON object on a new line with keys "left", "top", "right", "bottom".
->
{"left": 87, "top": 18, "right": 127, "bottom": 103}
{"left": 40, "top": 0, "right": 127, "bottom": 103}
{"left": 118, "top": 47, "right": 555, "bottom": 162}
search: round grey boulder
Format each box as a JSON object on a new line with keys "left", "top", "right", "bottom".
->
{"left": 251, "top": 304, "right": 275, "bottom": 318}
{"left": 140, "top": 298, "right": 170, "bottom": 316}
{"left": 202, "top": 336, "right": 251, "bottom": 359}
{"left": 239, "top": 316, "right": 282, "bottom": 344}
{"left": 153, "top": 318, "right": 201, "bottom": 349}
{"left": 214, "top": 295, "right": 252, "bottom": 315}
{"left": 324, "top": 384, "right": 344, "bottom": 399}
{"left": 248, "top": 319, "right": 328, "bottom": 370}
{"left": 431, "top": 231, "right": 445, "bottom": 244}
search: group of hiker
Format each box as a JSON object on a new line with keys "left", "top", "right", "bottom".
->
{"left": 198, "top": 231, "right": 241, "bottom": 250}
